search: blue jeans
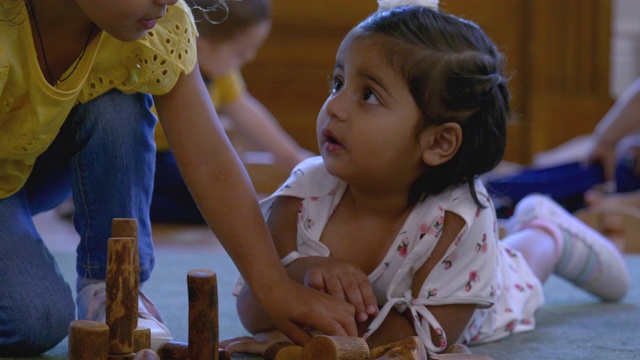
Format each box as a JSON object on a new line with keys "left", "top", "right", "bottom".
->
{"left": 0, "top": 90, "right": 157, "bottom": 356}
{"left": 151, "top": 151, "right": 205, "bottom": 224}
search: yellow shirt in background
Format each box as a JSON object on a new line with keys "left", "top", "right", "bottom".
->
{"left": 154, "top": 70, "right": 245, "bottom": 152}
{"left": 0, "top": 1, "right": 198, "bottom": 198}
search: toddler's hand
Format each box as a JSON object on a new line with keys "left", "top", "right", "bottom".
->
{"left": 302, "top": 257, "right": 379, "bottom": 322}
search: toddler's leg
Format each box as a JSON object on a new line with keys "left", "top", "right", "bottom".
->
{"left": 506, "top": 194, "right": 629, "bottom": 301}
{"left": 0, "top": 192, "right": 75, "bottom": 356}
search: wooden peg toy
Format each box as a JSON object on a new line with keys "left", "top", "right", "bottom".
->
{"left": 106, "top": 236, "right": 137, "bottom": 355}
{"left": 264, "top": 341, "right": 303, "bottom": 360}
{"left": 111, "top": 218, "right": 140, "bottom": 328}
{"left": 300, "top": 335, "right": 370, "bottom": 360}
{"left": 370, "top": 336, "right": 423, "bottom": 359}
{"left": 187, "top": 268, "right": 219, "bottom": 360}
{"left": 68, "top": 319, "right": 110, "bottom": 360}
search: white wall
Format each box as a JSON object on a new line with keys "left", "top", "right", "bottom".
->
{"left": 611, "top": 0, "right": 640, "bottom": 97}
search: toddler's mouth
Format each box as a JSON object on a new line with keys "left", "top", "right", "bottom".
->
{"left": 323, "top": 129, "right": 343, "bottom": 146}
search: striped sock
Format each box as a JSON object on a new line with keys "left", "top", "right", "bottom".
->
{"left": 508, "top": 194, "right": 629, "bottom": 301}
{"left": 525, "top": 219, "right": 601, "bottom": 287}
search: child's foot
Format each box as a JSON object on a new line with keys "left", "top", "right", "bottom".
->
{"left": 507, "top": 194, "right": 629, "bottom": 301}
{"left": 575, "top": 205, "right": 640, "bottom": 253}
{"left": 77, "top": 282, "right": 173, "bottom": 350}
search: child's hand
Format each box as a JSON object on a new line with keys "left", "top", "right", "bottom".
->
{"left": 257, "top": 277, "right": 358, "bottom": 343}
{"left": 587, "top": 140, "right": 618, "bottom": 181}
{"left": 300, "top": 257, "right": 379, "bottom": 322}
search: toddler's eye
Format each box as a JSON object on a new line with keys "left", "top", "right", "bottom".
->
{"left": 363, "top": 88, "right": 380, "bottom": 105}
{"left": 329, "top": 77, "right": 343, "bottom": 94}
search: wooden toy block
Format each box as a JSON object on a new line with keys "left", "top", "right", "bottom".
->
{"left": 107, "top": 354, "right": 135, "bottom": 359}
{"left": 264, "top": 341, "right": 303, "bottom": 360}
{"left": 219, "top": 349, "right": 232, "bottom": 360}
{"left": 112, "top": 218, "right": 140, "bottom": 328}
{"left": 187, "top": 268, "right": 219, "bottom": 360}
{"left": 68, "top": 319, "right": 109, "bottom": 360}
{"left": 370, "top": 336, "right": 422, "bottom": 359}
{"left": 134, "top": 328, "right": 151, "bottom": 352}
{"left": 155, "top": 269, "right": 221, "bottom": 360}
{"left": 156, "top": 341, "right": 229, "bottom": 360}
{"left": 300, "top": 335, "right": 370, "bottom": 360}
{"left": 106, "top": 236, "right": 137, "bottom": 355}
{"left": 156, "top": 341, "right": 188, "bottom": 360}
{"left": 69, "top": 219, "right": 163, "bottom": 359}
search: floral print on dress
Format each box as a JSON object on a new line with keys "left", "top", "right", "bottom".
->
{"left": 305, "top": 218, "right": 315, "bottom": 231}
{"left": 297, "top": 202, "right": 304, "bottom": 223}
{"left": 422, "top": 219, "right": 444, "bottom": 239}
{"left": 419, "top": 223, "right": 429, "bottom": 239}
{"left": 465, "top": 270, "right": 480, "bottom": 292}
{"left": 434, "top": 328, "right": 447, "bottom": 351}
{"left": 397, "top": 237, "right": 409, "bottom": 257}
{"left": 426, "top": 288, "right": 438, "bottom": 298}
{"left": 504, "top": 320, "right": 517, "bottom": 333}
{"left": 475, "top": 233, "right": 488, "bottom": 253}
{"left": 441, "top": 250, "right": 458, "bottom": 270}
{"left": 526, "top": 283, "right": 535, "bottom": 290}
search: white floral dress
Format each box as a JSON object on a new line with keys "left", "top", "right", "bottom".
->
{"left": 236, "top": 157, "right": 544, "bottom": 354}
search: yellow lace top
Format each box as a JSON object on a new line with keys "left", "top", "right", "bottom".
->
{"left": 0, "top": 1, "right": 198, "bottom": 198}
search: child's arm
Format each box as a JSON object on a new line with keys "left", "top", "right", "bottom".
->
{"left": 589, "top": 77, "right": 640, "bottom": 180}
{"left": 364, "top": 211, "right": 477, "bottom": 349}
{"left": 153, "top": 64, "right": 356, "bottom": 342}
{"left": 235, "top": 195, "right": 378, "bottom": 333}
{"left": 412, "top": 211, "right": 477, "bottom": 345}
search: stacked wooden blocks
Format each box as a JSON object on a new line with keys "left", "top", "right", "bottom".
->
{"left": 68, "top": 218, "right": 228, "bottom": 360}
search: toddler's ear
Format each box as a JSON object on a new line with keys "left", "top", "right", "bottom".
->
{"left": 420, "top": 123, "right": 462, "bottom": 166}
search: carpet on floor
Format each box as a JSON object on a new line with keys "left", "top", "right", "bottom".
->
{"left": 4, "top": 249, "right": 639, "bottom": 360}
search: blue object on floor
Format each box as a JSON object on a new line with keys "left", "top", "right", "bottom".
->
{"left": 486, "top": 162, "right": 605, "bottom": 214}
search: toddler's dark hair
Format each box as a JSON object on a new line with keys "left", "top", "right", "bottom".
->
{"left": 357, "top": 6, "right": 510, "bottom": 207}
{"left": 190, "top": 0, "right": 271, "bottom": 41}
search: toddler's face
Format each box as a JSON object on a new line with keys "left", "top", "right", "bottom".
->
{"left": 197, "top": 20, "right": 271, "bottom": 78}
{"left": 316, "top": 32, "right": 427, "bottom": 187}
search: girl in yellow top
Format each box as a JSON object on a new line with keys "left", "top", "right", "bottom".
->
{"left": 152, "top": 0, "right": 313, "bottom": 224}
{"left": 0, "top": 0, "right": 356, "bottom": 356}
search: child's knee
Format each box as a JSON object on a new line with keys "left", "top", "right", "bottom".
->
{"left": 79, "top": 90, "right": 157, "bottom": 144}
{"left": 0, "top": 294, "right": 75, "bottom": 356}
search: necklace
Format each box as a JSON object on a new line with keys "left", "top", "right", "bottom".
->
{"left": 26, "top": 1, "right": 96, "bottom": 85}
